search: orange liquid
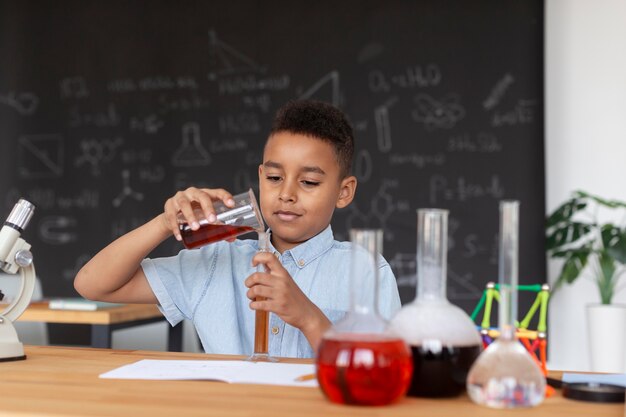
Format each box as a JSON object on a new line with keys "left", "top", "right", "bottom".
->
{"left": 316, "top": 335, "right": 413, "bottom": 406}
{"left": 253, "top": 300, "right": 269, "bottom": 354}
{"left": 180, "top": 223, "right": 255, "bottom": 249}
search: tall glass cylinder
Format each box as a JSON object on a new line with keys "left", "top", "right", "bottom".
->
{"left": 417, "top": 209, "right": 448, "bottom": 302}
{"left": 499, "top": 201, "right": 518, "bottom": 341}
{"left": 316, "top": 229, "right": 412, "bottom": 406}
{"left": 389, "top": 209, "right": 482, "bottom": 397}
{"left": 466, "top": 201, "right": 545, "bottom": 408}
{"left": 247, "top": 231, "right": 276, "bottom": 362}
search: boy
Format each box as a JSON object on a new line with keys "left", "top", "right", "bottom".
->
{"left": 75, "top": 100, "right": 401, "bottom": 358}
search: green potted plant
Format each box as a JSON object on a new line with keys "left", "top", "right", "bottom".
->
{"left": 546, "top": 190, "right": 626, "bottom": 372}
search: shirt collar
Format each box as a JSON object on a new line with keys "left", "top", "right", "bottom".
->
{"left": 266, "top": 225, "right": 334, "bottom": 269}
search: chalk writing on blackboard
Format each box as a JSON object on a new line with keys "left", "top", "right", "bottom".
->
{"left": 207, "top": 29, "right": 265, "bottom": 79}
{"left": 218, "top": 113, "right": 261, "bottom": 134}
{"left": 138, "top": 166, "right": 165, "bottom": 183}
{"left": 483, "top": 73, "right": 515, "bottom": 110}
{"left": 18, "top": 134, "right": 64, "bottom": 179}
{"left": 368, "top": 64, "right": 441, "bottom": 93}
{"left": 0, "top": 91, "right": 39, "bottom": 115}
{"left": 39, "top": 215, "right": 78, "bottom": 245}
{"left": 158, "top": 94, "right": 210, "bottom": 114}
{"left": 375, "top": 96, "right": 398, "bottom": 153}
{"left": 60, "top": 77, "right": 89, "bottom": 99}
{"left": 447, "top": 266, "right": 482, "bottom": 300}
{"left": 388, "top": 152, "right": 445, "bottom": 169}
{"left": 112, "top": 170, "right": 144, "bottom": 207}
{"left": 75, "top": 137, "right": 124, "bottom": 176}
{"left": 447, "top": 132, "right": 502, "bottom": 153}
{"left": 69, "top": 104, "right": 120, "bottom": 128}
{"left": 354, "top": 149, "right": 373, "bottom": 182}
{"left": 429, "top": 175, "right": 505, "bottom": 204}
{"left": 393, "top": 264, "right": 487, "bottom": 301}
{"left": 491, "top": 99, "right": 537, "bottom": 127}
{"left": 130, "top": 115, "right": 164, "bottom": 134}
{"left": 172, "top": 122, "right": 212, "bottom": 167}
{"left": 298, "top": 71, "right": 340, "bottom": 107}
{"left": 346, "top": 180, "right": 410, "bottom": 240}
{"left": 411, "top": 93, "right": 465, "bottom": 130}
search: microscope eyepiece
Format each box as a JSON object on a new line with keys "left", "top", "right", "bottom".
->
{"left": 4, "top": 199, "right": 36, "bottom": 233}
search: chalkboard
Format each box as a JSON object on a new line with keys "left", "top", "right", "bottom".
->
{"left": 0, "top": 0, "right": 545, "bottom": 316}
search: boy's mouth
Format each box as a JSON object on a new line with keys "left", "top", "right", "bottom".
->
{"left": 274, "top": 210, "right": 301, "bottom": 222}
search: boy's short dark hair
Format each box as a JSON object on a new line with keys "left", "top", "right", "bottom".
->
{"left": 269, "top": 100, "right": 354, "bottom": 178}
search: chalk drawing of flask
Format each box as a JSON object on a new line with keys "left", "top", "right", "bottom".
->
{"left": 172, "top": 122, "right": 211, "bottom": 167}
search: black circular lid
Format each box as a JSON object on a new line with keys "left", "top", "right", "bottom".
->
{"left": 562, "top": 382, "right": 626, "bottom": 403}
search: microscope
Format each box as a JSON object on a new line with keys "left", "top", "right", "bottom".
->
{"left": 0, "top": 199, "right": 36, "bottom": 361}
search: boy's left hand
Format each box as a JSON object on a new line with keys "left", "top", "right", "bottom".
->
{"left": 245, "top": 252, "right": 331, "bottom": 347}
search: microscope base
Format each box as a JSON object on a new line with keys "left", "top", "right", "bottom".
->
{"left": 0, "top": 317, "right": 27, "bottom": 361}
{"left": 0, "top": 351, "right": 26, "bottom": 361}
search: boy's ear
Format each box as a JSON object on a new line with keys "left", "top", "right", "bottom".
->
{"left": 336, "top": 175, "right": 357, "bottom": 209}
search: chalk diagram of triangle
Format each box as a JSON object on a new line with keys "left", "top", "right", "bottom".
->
{"left": 207, "top": 29, "right": 265, "bottom": 79}
{"left": 298, "top": 71, "right": 340, "bottom": 107}
{"left": 18, "top": 134, "right": 64, "bottom": 178}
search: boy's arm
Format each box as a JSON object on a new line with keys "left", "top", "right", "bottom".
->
{"left": 245, "top": 252, "right": 332, "bottom": 351}
{"left": 74, "top": 215, "right": 170, "bottom": 303}
{"left": 75, "top": 187, "right": 235, "bottom": 304}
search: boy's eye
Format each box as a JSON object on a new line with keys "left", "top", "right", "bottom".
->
{"left": 266, "top": 176, "right": 281, "bottom": 182}
{"left": 301, "top": 180, "right": 320, "bottom": 187}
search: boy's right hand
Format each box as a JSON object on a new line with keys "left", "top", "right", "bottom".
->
{"left": 162, "top": 187, "right": 235, "bottom": 241}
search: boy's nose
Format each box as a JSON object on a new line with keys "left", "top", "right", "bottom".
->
{"left": 279, "top": 182, "right": 297, "bottom": 203}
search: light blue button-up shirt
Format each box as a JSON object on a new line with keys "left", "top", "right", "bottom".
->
{"left": 141, "top": 226, "right": 401, "bottom": 358}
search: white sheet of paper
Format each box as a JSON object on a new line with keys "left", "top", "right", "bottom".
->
{"left": 99, "top": 359, "right": 318, "bottom": 387}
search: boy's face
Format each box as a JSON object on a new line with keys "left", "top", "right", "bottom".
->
{"left": 258, "top": 132, "right": 356, "bottom": 253}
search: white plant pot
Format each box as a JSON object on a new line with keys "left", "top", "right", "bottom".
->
{"left": 586, "top": 304, "right": 626, "bottom": 373}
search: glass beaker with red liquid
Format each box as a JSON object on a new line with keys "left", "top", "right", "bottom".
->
{"left": 389, "top": 209, "right": 482, "bottom": 398}
{"left": 316, "top": 229, "right": 413, "bottom": 406}
{"left": 178, "top": 188, "right": 264, "bottom": 249}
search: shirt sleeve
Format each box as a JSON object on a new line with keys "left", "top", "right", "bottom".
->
{"left": 377, "top": 255, "right": 402, "bottom": 321}
{"left": 141, "top": 243, "right": 222, "bottom": 327}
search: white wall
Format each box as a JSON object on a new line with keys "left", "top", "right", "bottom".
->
{"left": 546, "top": 0, "right": 626, "bottom": 371}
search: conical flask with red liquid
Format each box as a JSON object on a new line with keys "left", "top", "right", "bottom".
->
{"left": 316, "top": 229, "right": 413, "bottom": 406}
{"left": 389, "top": 209, "right": 482, "bottom": 397}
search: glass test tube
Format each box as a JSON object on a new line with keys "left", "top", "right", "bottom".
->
{"left": 251, "top": 231, "right": 272, "bottom": 360}
{"left": 498, "top": 200, "right": 519, "bottom": 341}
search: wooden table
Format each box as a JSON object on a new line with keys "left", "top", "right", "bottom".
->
{"left": 0, "top": 346, "right": 621, "bottom": 417}
{"left": 18, "top": 303, "right": 183, "bottom": 351}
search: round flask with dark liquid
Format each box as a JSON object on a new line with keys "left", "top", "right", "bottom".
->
{"left": 389, "top": 209, "right": 482, "bottom": 398}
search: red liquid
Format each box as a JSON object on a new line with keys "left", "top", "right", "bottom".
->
{"left": 180, "top": 223, "right": 255, "bottom": 249}
{"left": 253, "top": 301, "right": 269, "bottom": 354}
{"left": 316, "top": 335, "right": 413, "bottom": 406}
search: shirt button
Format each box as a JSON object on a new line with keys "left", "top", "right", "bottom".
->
{"left": 298, "top": 259, "right": 305, "bottom": 267}
{"left": 271, "top": 326, "right": 280, "bottom": 335}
